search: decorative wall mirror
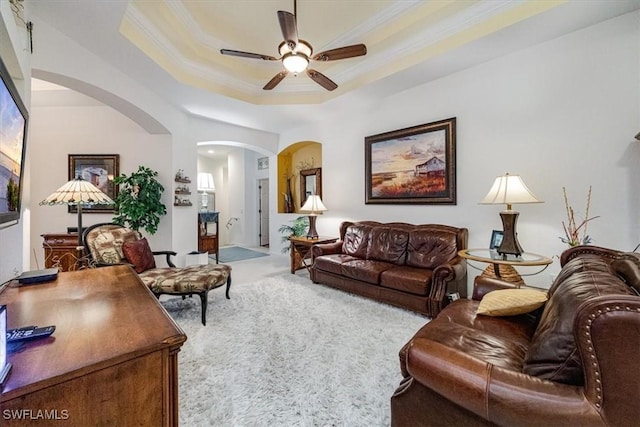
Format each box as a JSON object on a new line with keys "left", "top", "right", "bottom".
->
{"left": 300, "top": 168, "right": 322, "bottom": 207}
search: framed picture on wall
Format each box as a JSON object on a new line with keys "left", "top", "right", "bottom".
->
{"left": 68, "top": 154, "right": 119, "bottom": 214}
{"left": 365, "top": 117, "right": 456, "bottom": 204}
{"left": 257, "top": 157, "right": 269, "bottom": 170}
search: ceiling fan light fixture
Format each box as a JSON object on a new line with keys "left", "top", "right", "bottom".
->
{"left": 282, "top": 53, "right": 308, "bottom": 74}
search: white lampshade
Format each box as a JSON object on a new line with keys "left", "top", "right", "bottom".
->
{"left": 197, "top": 173, "right": 215, "bottom": 192}
{"left": 300, "top": 195, "right": 327, "bottom": 214}
{"left": 479, "top": 173, "right": 541, "bottom": 210}
{"left": 40, "top": 177, "right": 114, "bottom": 206}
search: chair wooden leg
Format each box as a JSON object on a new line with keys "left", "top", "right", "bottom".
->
{"left": 225, "top": 275, "right": 232, "bottom": 300}
{"left": 198, "top": 291, "right": 208, "bottom": 326}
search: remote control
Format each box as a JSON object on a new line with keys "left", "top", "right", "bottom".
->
{"left": 6, "top": 325, "right": 55, "bottom": 343}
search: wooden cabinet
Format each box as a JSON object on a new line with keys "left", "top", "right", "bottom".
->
{"left": 198, "top": 212, "right": 219, "bottom": 263}
{"left": 0, "top": 266, "right": 186, "bottom": 426}
{"left": 41, "top": 233, "right": 83, "bottom": 272}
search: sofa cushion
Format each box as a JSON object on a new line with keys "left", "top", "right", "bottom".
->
{"left": 476, "top": 289, "right": 547, "bottom": 317}
{"left": 340, "top": 259, "right": 394, "bottom": 285}
{"left": 549, "top": 254, "right": 613, "bottom": 297}
{"left": 380, "top": 266, "right": 433, "bottom": 296}
{"left": 342, "top": 224, "right": 373, "bottom": 258}
{"left": 406, "top": 228, "right": 457, "bottom": 269}
{"left": 367, "top": 227, "right": 409, "bottom": 265}
{"left": 611, "top": 252, "right": 640, "bottom": 294}
{"left": 87, "top": 226, "right": 139, "bottom": 264}
{"left": 122, "top": 238, "right": 156, "bottom": 273}
{"left": 313, "top": 253, "right": 360, "bottom": 275}
{"left": 524, "top": 268, "right": 634, "bottom": 385}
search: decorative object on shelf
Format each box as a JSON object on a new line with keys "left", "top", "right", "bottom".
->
{"left": 174, "top": 169, "right": 191, "bottom": 183}
{"left": 197, "top": 172, "right": 216, "bottom": 210}
{"left": 113, "top": 166, "right": 166, "bottom": 235}
{"left": 67, "top": 154, "right": 119, "bottom": 214}
{"left": 278, "top": 216, "right": 309, "bottom": 252}
{"left": 283, "top": 174, "right": 294, "bottom": 213}
{"left": 40, "top": 177, "right": 114, "bottom": 246}
{"left": 365, "top": 117, "right": 456, "bottom": 205}
{"left": 300, "top": 195, "right": 327, "bottom": 239}
{"left": 560, "top": 186, "right": 598, "bottom": 247}
{"left": 480, "top": 173, "right": 542, "bottom": 257}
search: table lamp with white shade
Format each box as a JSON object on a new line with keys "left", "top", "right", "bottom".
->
{"left": 300, "top": 195, "right": 327, "bottom": 239}
{"left": 479, "top": 173, "right": 542, "bottom": 257}
{"left": 197, "top": 172, "right": 215, "bottom": 211}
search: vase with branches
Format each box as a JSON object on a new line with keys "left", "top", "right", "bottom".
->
{"left": 560, "top": 186, "right": 599, "bottom": 247}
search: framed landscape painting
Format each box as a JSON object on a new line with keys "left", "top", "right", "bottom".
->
{"left": 365, "top": 117, "right": 456, "bottom": 204}
{"left": 68, "top": 154, "right": 119, "bottom": 214}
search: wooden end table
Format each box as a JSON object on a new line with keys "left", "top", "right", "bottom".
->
{"left": 289, "top": 236, "right": 338, "bottom": 274}
{"left": 458, "top": 248, "right": 552, "bottom": 287}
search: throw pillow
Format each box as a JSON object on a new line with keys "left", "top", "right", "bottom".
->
{"left": 122, "top": 238, "right": 156, "bottom": 273}
{"left": 477, "top": 288, "right": 547, "bottom": 317}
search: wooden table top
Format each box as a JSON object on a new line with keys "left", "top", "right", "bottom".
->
{"left": 0, "top": 265, "right": 186, "bottom": 401}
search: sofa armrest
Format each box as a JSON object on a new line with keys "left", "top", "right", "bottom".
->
{"left": 471, "top": 276, "right": 521, "bottom": 301}
{"left": 574, "top": 295, "right": 640, "bottom": 426}
{"left": 406, "top": 338, "right": 603, "bottom": 426}
{"left": 311, "top": 240, "right": 343, "bottom": 258}
{"left": 153, "top": 250, "right": 177, "bottom": 268}
{"left": 430, "top": 256, "right": 467, "bottom": 313}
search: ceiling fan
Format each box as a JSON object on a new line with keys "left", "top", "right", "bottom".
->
{"left": 220, "top": 0, "right": 367, "bottom": 91}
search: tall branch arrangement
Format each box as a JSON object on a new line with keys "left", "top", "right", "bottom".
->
{"left": 560, "top": 186, "right": 599, "bottom": 247}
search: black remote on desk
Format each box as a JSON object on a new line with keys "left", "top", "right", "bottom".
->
{"left": 6, "top": 325, "right": 56, "bottom": 343}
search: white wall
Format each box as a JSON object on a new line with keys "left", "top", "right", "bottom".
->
{"left": 276, "top": 11, "right": 640, "bottom": 288}
{"left": 29, "top": 103, "right": 172, "bottom": 268}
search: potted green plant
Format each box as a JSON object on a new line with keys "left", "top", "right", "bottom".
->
{"left": 278, "top": 216, "right": 309, "bottom": 253}
{"left": 112, "top": 166, "right": 167, "bottom": 235}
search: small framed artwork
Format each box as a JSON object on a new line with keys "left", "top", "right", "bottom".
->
{"left": 68, "top": 154, "right": 119, "bottom": 214}
{"left": 490, "top": 230, "right": 504, "bottom": 250}
{"left": 365, "top": 117, "right": 456, "bottom": 204}
{"left": 258, "top": 157, "right": 269, "bottom": 170}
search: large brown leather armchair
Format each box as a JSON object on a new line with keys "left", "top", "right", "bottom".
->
{"left": 391, "top": 246, "right": 640, "bottom": 426}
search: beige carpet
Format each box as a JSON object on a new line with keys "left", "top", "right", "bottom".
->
{"left": 161, "top": 255, "right": 428, "bottom": 426}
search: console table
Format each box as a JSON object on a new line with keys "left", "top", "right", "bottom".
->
{"left": 0, "top": 266, "right": 186, "bottom": 426}
{"left": 198, "top": 211, "right": 219, "bottom": 263}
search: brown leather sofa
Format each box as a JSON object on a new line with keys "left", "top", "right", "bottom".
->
{"left": 391, "top": 246, "right": 640, "bottom": 426}
{"left": 310, "top": 221, "right": 468, "bottom": 317}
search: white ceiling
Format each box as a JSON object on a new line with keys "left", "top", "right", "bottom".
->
{"left": 27, "top": 0, "right": 640, "bottom": 135}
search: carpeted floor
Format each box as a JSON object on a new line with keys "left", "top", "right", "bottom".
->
{"left": 214, "top": 245, "right": 269, "bottom": 263}
{"left": 162, "top": 271, "right": 427, "bottom": 426}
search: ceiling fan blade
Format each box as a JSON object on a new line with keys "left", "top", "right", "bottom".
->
{"left": 277, "top": 10, "right": 298, "bottom": 49}
{"left": 220, "top": 49, "right": 277, "bottom": 61}
{"left": 263, "top": 71, "right": 288, "bottom": 90}
{"left": 313, "top": 44, "right": 367, "bottom": 61}
{"left": 306, "top": 69, "right": 337, "bottom": 91}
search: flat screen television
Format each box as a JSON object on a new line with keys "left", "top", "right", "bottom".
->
{"left": 0, "top": 53, "right": 28, "bottom": 226}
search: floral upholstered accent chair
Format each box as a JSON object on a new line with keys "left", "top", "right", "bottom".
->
{"left": 83, "top": 223, "right": 231, "bottom": 325}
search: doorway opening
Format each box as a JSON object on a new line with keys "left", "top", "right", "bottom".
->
{"left": 258, "top": 178, "right": 269, "bottom": 247}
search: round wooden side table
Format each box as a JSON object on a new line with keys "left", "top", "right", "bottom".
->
{"left": 458, "top": 249, "right": 552, "bottom": 287}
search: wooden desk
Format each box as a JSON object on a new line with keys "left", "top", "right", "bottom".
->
{"left": 289, "top": 236, "right": 338, "bottom": 274}
{"left": 41, "top": 233, "right": 83, "bottom": 272}
{"left": 0, "top": 266, "right": 186, "bottom": 426}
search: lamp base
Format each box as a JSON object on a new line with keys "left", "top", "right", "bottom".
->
{"left": 306, "top": 215, "right": 319, "bottom": 239}
{"left": 497, "top": 210, "right": 523, "bottom": 257}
